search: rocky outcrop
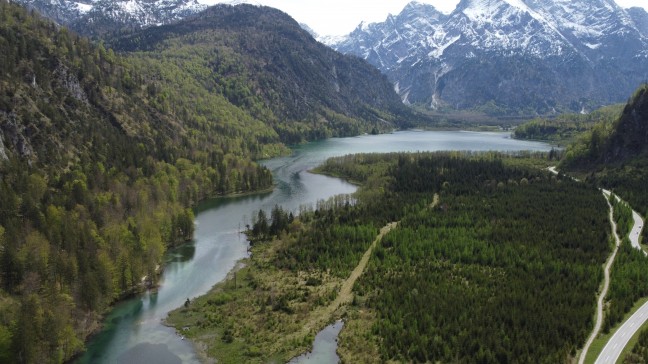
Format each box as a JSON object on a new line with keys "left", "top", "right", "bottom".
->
{"left": 330, "top": 0, "right": 648, "bottom": 115}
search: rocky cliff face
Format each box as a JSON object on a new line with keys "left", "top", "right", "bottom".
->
{"left": 330, "top": 0, "right": 648, "bottom": 115}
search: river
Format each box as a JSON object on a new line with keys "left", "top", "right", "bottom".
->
{"left": 76, "top": 130, "right": 553, "bottom": 364}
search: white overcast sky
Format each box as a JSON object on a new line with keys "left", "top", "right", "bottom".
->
{"left": 201, "top": 0, "right": 648, "bottom": 36}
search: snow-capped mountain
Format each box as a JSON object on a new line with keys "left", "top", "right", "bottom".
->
{"left": 15, "top": 0, "right": 207, "bottom": 36}
{"left": 331, "top": 0, "right": 648, "bottom": 115}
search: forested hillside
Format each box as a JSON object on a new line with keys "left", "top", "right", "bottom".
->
{"left": 0, "top": 0, "right": 425, "bottom": 360}
{"left": 169, "top": 152, "right": 610, "bottom": 363}
{"left": 514, "top": 104, "right": 623, "bottom": 144}
{"left": 108, "top": 4, "right": 418, "bottom": 143}
{"left": 0, "top": 1, "right": 280, "bottom": 362}
{"left": 562, "top": 84, "right": 648, "bottom": 229}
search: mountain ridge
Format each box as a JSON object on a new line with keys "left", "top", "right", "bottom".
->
{"left": 14, "top": 0, "right": 208, "bottom": 36}
{"left": 108, "top": 4, "right": 416, "bottom": 142}
{"left": 331, "top": 0, "right": 648, "bottom": 115}
{"left": 0, "top": 2, "right": 416, "bottom": 362}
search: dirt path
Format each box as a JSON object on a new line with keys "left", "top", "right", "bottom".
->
{"left": 332, "top": 221, "right": 398, "bottom": 309}
{"left": 579, "top": 192, "right": 621, "bottom": 364}
{"left": 300, "top": 193, "right": 439, "bottom": 336}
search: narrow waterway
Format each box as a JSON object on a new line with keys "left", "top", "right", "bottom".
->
{"left": 288, "top": 321, "right": 344, "bottom": 364}
{"left": 77, "top": 131, "right": 553, "bottom": 363}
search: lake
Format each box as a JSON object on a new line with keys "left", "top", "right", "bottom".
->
{"left": 76, "top": 131, "right": 553, "bottom": 363}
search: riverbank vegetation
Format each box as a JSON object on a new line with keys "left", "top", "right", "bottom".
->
{"left": 0, "top": 0, "right": 428, "bottom": 360}
{"left": 169, "top": 152, "right": 610, "bottom": 363}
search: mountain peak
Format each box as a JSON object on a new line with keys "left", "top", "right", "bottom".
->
{"left": 15, "top": 0, "right": 208, "bottom": 36}
{"left": 332, "top": 0, "right": 648, "bottom": 115}
{"left": 223, "top": 0, "right": 262, "bottom": 6}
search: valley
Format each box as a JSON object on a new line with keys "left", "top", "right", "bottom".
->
{"left": 1, "top": 0, "right": 648, "bottom": 363}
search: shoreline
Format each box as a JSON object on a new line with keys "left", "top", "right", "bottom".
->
{"left": 71, "top": 184, "right": 274, "bottom": 363}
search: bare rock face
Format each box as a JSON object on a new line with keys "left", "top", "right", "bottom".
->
{"left": 330, "top": 0, "right": 648, "bottom": 116}
{"left": 0, "top": 133, "right": 8, "bottom": 161}
{"left": 54, "top": 63, "right": 88, "bottom": 103}
{"left": 0, "top": 111, "right": 34, "bottom": 160}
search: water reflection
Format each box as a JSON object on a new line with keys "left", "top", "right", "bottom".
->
{"left": 117, "top": 343, "right": 182, "bottom": 364}
{"left": 78, "top": 131, "right": 553, "bottom": 364}
{"left": 288, "top": 321, "right": 344, "bottom": 364}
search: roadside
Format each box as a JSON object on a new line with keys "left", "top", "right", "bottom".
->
{"left": 594, "top": 205, "right": 646, "bottom": 364}
{"left": 579, "top": 192, "right": 621, "bottom": 364}
{"left": 547, "top": 168, "right": 647, "bottom": 363}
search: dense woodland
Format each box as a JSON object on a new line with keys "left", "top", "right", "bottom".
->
{"left": 0, "top": 2, "right": 281, "bottom": 362}
{"left": 1, "top": 0, "right": 646, "bottom": 361}
{"left": 183, "top": 152, "right": 611, "bottom": 363}
{"left": 562, "top": 84, "right": 648, "bottom": 244}
{"left": 0, "top": 0, "right": 427, "bottom": 359}
{"left": 513, "top": 104, "right": 622, "bottom": 144}
{"left": 627, "top": 327, "right": 648, "bottom": 363}
{"left": 337, "top": 154, "right": 609, "bottom": 363}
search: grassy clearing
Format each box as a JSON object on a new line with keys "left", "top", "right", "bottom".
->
{"left": 165, "top": 234, "right": 344, "bottom": 363}
{"left": 165, "top": 220, "right": 395, "bottom": 363}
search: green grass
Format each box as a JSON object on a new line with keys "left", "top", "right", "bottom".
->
{"left": 164, "top": 236, "right": 346, "bottom": 364}
{"left": 584, "top": 297, "right": 648, "bottom": 364}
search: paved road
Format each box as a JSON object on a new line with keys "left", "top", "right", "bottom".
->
{"left": 580, "top": 192, "right": 620, "bottom": 364}
{"left": 545, "top": 170, "right": 648, "bottom": 363}
{"left": 595, "top": 301, "right": 648, "bottom": 364}
{"left": 595, "top": 194, "right": 646, "bottom": 364}
{"left": 630, "top": 210, "right": 645, "bottom": 253}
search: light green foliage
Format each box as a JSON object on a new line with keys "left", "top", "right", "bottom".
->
{"left": 514, "top": 104, "right": 623, "bottom": 143}
{"left": 177, "top": 152, "right": 610, "bottom": 363}
{"left": 0, "top": 2, "right": 276, "bottom": 362}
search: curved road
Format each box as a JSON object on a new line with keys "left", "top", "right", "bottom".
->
{"left": 595, "top": 192, "right": 645, "bottom": 364}
{"left": 547, "top": 170, "right": 647, "bottom": 363}
{"left": 580, "top": 192, "right": 620, "bottom": 364}
{"left": 630, "top": 210, "right": 645, "bottom": 253}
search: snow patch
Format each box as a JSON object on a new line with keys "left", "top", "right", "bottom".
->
{"left": 225, "top": 0, "right": 261, "bottom": 5}
{"left": 428, "top": 35, "right": 459, "bottom": 58}
{"left": 120, "top": 0, "right": 142, "bottom": 14}
{"left": 584, "top": 42, "right": 601, "bottom": 49}
{"left": 76, "top": 2, "right": 92, "bottom": 13}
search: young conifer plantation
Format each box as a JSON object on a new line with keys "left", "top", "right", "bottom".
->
{"left": 170, "top": 152, "right": 611, "bottom": 363}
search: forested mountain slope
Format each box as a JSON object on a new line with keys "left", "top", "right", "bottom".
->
{"left": 562, "top": 84, "right": 648, "bottom": 226}
{"left": 0, "top": 1, "right": 417, "bottom": 362}
{"left": 108, "top": 4, "right": 417, "bottom": 143}
{"left": 0, "top": 1, "right": 282, "bottom": 362}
